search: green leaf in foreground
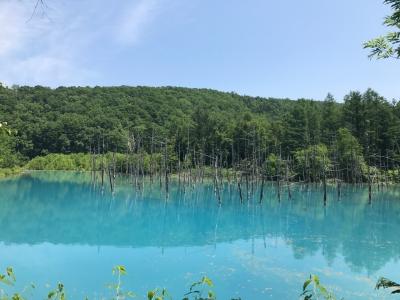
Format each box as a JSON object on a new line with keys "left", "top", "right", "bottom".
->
{"left": 376, "top": 277, "right": 400, "bottom": 294}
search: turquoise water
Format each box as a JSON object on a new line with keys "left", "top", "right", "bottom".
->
{"left": 0, "top": 171, "right": 399, "bottom": 299}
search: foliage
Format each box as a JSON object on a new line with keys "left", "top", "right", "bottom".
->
{"left": 301, "top": 275, "right": 337, "bottom": 300}
{"left": 0, "top": 267, "right": 16, "bottom": 287}
{"left": 147, "top": 288, "right": 170, "bottom": 300}
{"left": 301, "top": 275, "right": 400, "bottom": 299}
{"left": 2, "top": 265, "right": 400, "bottom": 299}
{"left": 0, "top": 167, "right": 23, "bottom": 178}
{"left": 321, "top": 94, "right": 342, "bottom": 144}
{"left": 1, "top": 86, "right": 400, "bottom": 182}
{"left": 25, "top": 153, "right": 92, "bottom": 171}
{"left": 0, "top": 266, "right": 221, "bottom": 300}
{"left": 108, "top": 265, "right": 135, "bottom": 300}
{"left": 0, "top": 267, "right": 34, "bottom": 300}
{"left": 294, "top": 144, "right": 331, "bottom": 181}
{"left": 376, "top": 277, "right": 400, "bottom": 294}
{"left": 263, "top": 153, "right": 286, "bottom": 178}
{"left": 364, "top": 0, "right": 400, "bottom": 59}
{"left": 0, "top": 122, "right": 24, "bottom": 168}
{"left": 24, "top": 152, "right": 162, "bottom": 173}
{"left": 182, "top": 276, "right": 215, "bottom": 300}
{"left": 47, "top": 283, "right": 66, "bottom": 300}
{"left": 336, "top": 128, "right": 366, "bottom": 182}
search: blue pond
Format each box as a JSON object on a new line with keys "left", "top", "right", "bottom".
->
{"left": 0, "top": 171, "right": 399, "bottom": 299}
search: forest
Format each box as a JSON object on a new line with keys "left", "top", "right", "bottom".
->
{"left": 0, "top": 84, "right": 399, "bottom": 183}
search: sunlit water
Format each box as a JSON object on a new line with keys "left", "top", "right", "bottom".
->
{"left": 0, "top": 171, "right": 399, "bottom": 299}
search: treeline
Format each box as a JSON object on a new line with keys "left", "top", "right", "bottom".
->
{"left": 0, "top": 85, "right": 399, "bottom": 183}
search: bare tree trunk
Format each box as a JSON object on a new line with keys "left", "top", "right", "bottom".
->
{"left": 285, "top": 157, "right": 292, "bottom": 200}
{"left": 164, "top": 138, "right": 169, "bottom": 196}
{"left": 259, "top": 175, "right": 265, "bottom": 204}
{"left": 214, "top": 156, "right": 221, "bottom": 205}
{"left": 237, "top": 175, "right": 243, "bottom": 204}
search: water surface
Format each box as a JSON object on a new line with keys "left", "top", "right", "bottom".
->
{"left": 0, "top": 171, "right": 399, "bottom": 299}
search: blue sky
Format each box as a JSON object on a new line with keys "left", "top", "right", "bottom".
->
{"left": 0, "top": 0, "right": 398, "bottom": 101}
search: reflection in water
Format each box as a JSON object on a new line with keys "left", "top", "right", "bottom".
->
{"left": 0, "top": 171, "right": 399, "bottom": 299}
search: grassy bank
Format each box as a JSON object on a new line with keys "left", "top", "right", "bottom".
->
{"left": 25, "top": 153, "right": 92, "bottom": 171}
{"left": 24, "top": 153, "right": 236, "bottom": 177}
{"left": 0, "top": 167, "right": 23, "bottom": 179}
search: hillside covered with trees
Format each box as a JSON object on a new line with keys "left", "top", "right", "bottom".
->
{"left": 0, "top": 85, "right": 399, "bottom": 183}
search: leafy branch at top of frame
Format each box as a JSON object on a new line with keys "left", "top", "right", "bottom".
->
{"left": 364, "top": 0, "right": 400, "bottom": 59}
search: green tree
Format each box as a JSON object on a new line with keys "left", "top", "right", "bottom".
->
{"left": 0, "top": 122, "right": 22, "bottom": 168}
{"left": 336, "top": 128, "right": 366, "bottom": 182}
{"left": 283, "top": 100, "right": 322, "bottom": 152}
{"left": 294, "top": 144, "right": 331, "bottom": 182}
{"left": 321, "top": 93, "right": 342, "bottom": 145}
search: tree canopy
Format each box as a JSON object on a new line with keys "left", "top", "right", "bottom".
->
{"left": 0, "top": 85, "right": 399, "bottom": 182}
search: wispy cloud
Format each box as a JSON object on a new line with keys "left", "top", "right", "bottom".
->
{"left": 0, "top": 1, "right": 30, "bottom": 56}
{"left": 0, "top": 0, "right": 95, "bottom": 86}
{"left": 0, "top": 0, "right": 165, "bottom": 87}
{"left": 116, "top": 0, "right": 161, "bottom": 46}
{"left": 2, "top": 54, "right": 97, "bottom": 87}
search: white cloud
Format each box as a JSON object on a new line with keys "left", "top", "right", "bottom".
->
{"left": 116, "top": 0, "right": 161, "bottom": 45}
{"left": 0, "top": 0, "right": 98, "bottom": 86}
{"left": 0, "top": 1, "right": 30, "bottom": 56}
{"left": 2, "top": 55, "right": 96, "bottom": 87}
{"left": 0, "top": 0, "right": 165, "bottom": 87}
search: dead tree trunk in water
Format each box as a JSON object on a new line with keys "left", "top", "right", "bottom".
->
{"left": 164, "top": 138, "right": 169, "bottom": 196}
{"left": 150, "top": 129, "right": 154, "bottom": 183}
{"left": 276, "top": 151, "right": 281, "bottom": 202}
{"left": 91, "top": 148, "right": 96, "bottom": 184}
{"left": 367, "top": 148, "right": 372, "bottom": 204}
{"left": 368, "top": 161, "right": 372, "bottom": 204}
{"left": 245, "top": 172, "right": 250, "bottom": 201}
{"left": 178, "top": 141, "right": 181, "bottom": 186}
{"left": 285, "top": 157, "right": 292, "bottom": 200}
{"left": 101, "top": 155, "right": 105, "bottom": 189}
{"left": 112, "top": 152, "right": 116, "bottom": 189}
{"left": 323, "top": 155, "right": 327, "bottom": 206}
{"left": 237, "top": 175, "right": 243, "bottom": 204}
{"left": 108, "top": 164, "right": 114, "bottom": 193}
{"left": 214, "top": 156, "right": 221, "bottom": 205}
{"left": 259, "top": 175, "right": 265, "bottom": 204}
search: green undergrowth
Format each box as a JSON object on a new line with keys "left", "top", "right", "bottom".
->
{"left": 1, "top": 266, "right": 398, "bottom": 299}
{"left": 0, "top": 167, "right": 23, "bottom": 179}
{"left": 25, "top": 153, "right": 93, "bottom": 171}
{"left": 0, "top": 266, "right": 238, "bottom": 300}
